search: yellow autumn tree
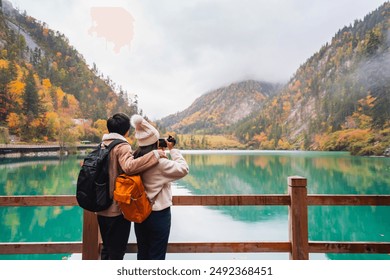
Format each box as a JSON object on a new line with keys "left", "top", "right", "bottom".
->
{"left": 42, "top": 78, "right": 52, "bottom": 89}
{"left": 38, "top": 78, "right": 55, "bottom": 112}
{"left": 45, "top": 112, "right": 60, "bottom": 141}
{"left": 58, "top": 117, "right": 78, "bottom": 148}
{"left": 55, "top": 87, "right": 65, "bottom": 109}
{"left": 74, "top": 119, "right": 103, "bottom": 142}
{"left": 94, "top": 119, "right": 107, "bottom": 136}
{"left": 0, "top": 59, "right": 9, "bottom": 69}
{"left": 7, "top": 80, "right": 25, "bottom": 107}
{"left": 277, "top": 138, "right": 292, "bottom": 150}
{"left": 61, "top": 94, "right": 80, "bottom": 116}
{"left": 56, "top": 88, "right": 80, "bottom": 117}
{"left": 253, "top": 132, "right": 268, "bottom": 147}
{"left": 344, "top": 94, "right": 376, "bottom": 129}
{"left": 260, "top": 139, "right": 275, "bottom": 150}
{"left": 7, "top": 113, "right": 21, "bottom": 135}
{"left": 312, "top": 134, "right": 327, "bottom": 150}
{"left": 7, "top": 113, "right": 20, "bottom": 130}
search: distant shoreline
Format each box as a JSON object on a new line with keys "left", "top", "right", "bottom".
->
{"left": 0, "top": 144, "right": 96, "bottom": 158}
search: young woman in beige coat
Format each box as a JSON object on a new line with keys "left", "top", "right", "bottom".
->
{"left": 131, "top": 114, "right": 189, "bottom": 260}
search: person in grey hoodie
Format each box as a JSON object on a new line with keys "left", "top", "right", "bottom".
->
{"left": 97, "top": 113, "right": 166, "bottom": 260}
{"left": 131, "top": 114, "right": 189, "bottom": 260}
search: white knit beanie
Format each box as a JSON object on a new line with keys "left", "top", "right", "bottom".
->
{"left": 130, "top": 114, "right": 160, "bottom": 146}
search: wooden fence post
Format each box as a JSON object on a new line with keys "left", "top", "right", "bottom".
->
{"left": 82, "top": 210, "right": 100, "bottom": 260}
{"left": 288, "top": 176, "right": 309, "bottom": 260}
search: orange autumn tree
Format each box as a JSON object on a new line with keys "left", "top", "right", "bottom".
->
{"left": 7, "top": 112, "right": 22, "bottom": 136}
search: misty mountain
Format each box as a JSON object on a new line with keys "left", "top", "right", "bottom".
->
{"left": 158, "top": 2, "right": 390, "bottom": 155}
{"left": 158, "top": 80, "right": 282, "bottom": 134}
{"left": 232, "top": 2, "right": 390, "bottom": 154}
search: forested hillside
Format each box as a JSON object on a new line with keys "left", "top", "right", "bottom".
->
{"left": 0, "top": 1, "right": 138, "bottom": 143}
{"left": 232, "top": 2, "right": 390, "bottom": 155}
{"left": 158, "top": 80, "right": 282, "bottom": 134}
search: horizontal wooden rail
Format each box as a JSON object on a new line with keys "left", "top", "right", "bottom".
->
{"left": 164, "top": 242, "right": 291, "bottom": 253}
{"left": 0, "top": 242, "right": 82, "bottom": 254}
{"left": 172, "top": 195, "right": 291, "bottom": 205}
{"left": 2, "top": 194, "right": 390, "bottom": 206}
{"left": 0, "top": 195, "right": 78, "bottom": 206}
{"left": 0, "top": 242, "right": 292, "bottom": 255}
{"left": 308, "top": 242, "right": 390, "bottom": 254}
{"left": 308, "top": 195, "right": 390, "bottom": 205}
{"left": 1, "top": 241, "right": 389, "bottom": 255}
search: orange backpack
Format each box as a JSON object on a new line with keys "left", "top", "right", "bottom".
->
{"left": 114, "top": 174, "right": 152, "bottom": 223}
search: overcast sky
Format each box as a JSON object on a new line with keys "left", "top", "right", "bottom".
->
{"left": 9, "top": 0, "right": 388, "bottom": 120}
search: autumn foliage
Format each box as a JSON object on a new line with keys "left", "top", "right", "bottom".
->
{"left": 0, "top": 9, "right": 138, "bottom": 143}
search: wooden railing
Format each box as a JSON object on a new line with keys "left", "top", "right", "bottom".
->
{"left": 1, "top": 176, "right": 390, "bottom": 260}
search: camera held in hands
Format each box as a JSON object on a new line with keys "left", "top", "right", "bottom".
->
{"left": 158, "top": 135, "right": 176, "bottom": 148}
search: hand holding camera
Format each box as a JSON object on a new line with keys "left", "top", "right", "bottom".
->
{"left": 158, "top": 135, "right": 176, "bottom": 149}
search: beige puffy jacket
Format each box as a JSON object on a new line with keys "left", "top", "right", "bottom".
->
{"left": 141, "top": 149, "right": 189, "bottom": 211}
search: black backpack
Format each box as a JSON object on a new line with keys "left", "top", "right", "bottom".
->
{"left": 76, "top": 139, "right": 126, "bottom": 212}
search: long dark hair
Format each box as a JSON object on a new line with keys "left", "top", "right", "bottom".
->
{"left": 133, "top": 142, "right": 158, "bottom": 159}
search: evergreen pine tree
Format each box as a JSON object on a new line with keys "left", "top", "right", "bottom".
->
{"left": 23, "top": 71, "right": 40, "bottom": 119}
{"left": 0, "top": 68, "right": 8, "bottom": 123}
{"left": 365, "top": 30, "right": 381, "bottom": 56}
{"left": 61, "top": 94, "right": 69, "bottom": 108}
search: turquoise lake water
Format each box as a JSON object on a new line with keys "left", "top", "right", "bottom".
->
{"left": 0, "top": 150, "right": 389, "bottom": 260}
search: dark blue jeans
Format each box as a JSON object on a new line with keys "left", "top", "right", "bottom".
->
{"left": 134, "top": 207, "right": 171, "bottom": 260}
{"left": 97, "top": 214, "right": 131, "bottom": 260}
